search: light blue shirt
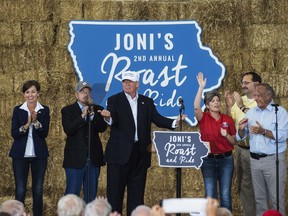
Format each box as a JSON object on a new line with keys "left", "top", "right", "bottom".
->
{"left": 236, "top": 102, "right": 288, "bottom": 154}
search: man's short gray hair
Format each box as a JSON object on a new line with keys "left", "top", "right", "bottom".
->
{"left": 57, "top": 194, "right": 86, "bottom": 216}
{"left": 131, "top": 205, "right": 152, "bottom": 216}
{"left": 0, "top": 200, "right": 26, "bottom": 216}
{"left": 216, "top": 207, "right": 233, "bottom": 216}
{"left": 84, "top": 198, "right": 112, "bottom": 216}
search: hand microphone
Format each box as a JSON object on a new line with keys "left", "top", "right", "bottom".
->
{"left": 178, "top": 97, "right": 185, "bottom": 110}
{"left": 87, "top": 103, "right": 95, "bottom": 114}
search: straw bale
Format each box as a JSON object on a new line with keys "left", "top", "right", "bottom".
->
{"left": 84, "top": 1, "right": 123, "bottom": 20}
{"left": 56, "top": 0, "right": 84, "bottom": 23}
{"left": 244, "top": 24, "right": 288, "bottom": 49}
{"left": 55, "top": 24, "right": 70, "bottom": 46}
{"left": 276, "top": 49, "right": 288, "bottom": 76}
{"left": 149, "top": 2, "right": 183, "bottom": 20}
{"left": 186, "top": 0, "right": 235, "bottom": 28}
{"left": 0, "top": 150, "right": 14, "bottom": 194}
{"left": 12, "top": 69, "right": 49, "bottom": 92}
{"left": 22, "top": 22, "right": 55, "bottom": 46}
{"left": 0, "top": 94, "right": 22, "bottom": 124}
{"left": 48, "top": 115, "right": 66, "bottom": 139}
{"left": 145, "top": 165, "right": 176, "bottom": 203}
{"left": 202, "top": 26, "right": 242, "bottom": 53}
{"left": 0, "top": 22, "right": 21, "bottom": 46}
{"left": 45, "top": 149, "right": 66, "bottom": 191}
{"left": 145, "top": 1, "right": 204, "bottom": 21}
{"left": 261, "top": 72, "right": 288, "bottom": 99}
{"left": 120, "top": 1, "right": 150, "bottom": 20}
{"left": 251, "top": 0, "right": 288, "bottom": 24}
{"left": 48, "top": 46, "right": 74, "bottom": 73}
{"left": 279, "top": 98, "right": 288, "bottom": 110}
{"left": 1, "top": 0, "right": 288, "bottom": 215}
{"left": 243, "top": 49, "right": 278, "bottom": 74}
{"left": 0, "top": 74, "right": 14, "bottom": 94}
{"left": 220, "top": 51, "right": 244, "bottom": 77}
{"left": 0, "top": 0, "right": 53, "bottom": 22}
{"left": 2, "top": 46, "right": 49, "bottom": 73}
{"left": 0, "top": 47, "right": 21, "bottom": 74}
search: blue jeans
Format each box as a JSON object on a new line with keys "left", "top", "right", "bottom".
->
{"left": 64, "top": 160, "right": 100, "bottom": 203}
{"left": 201, "top": 155, "right": 234, "bottom": 211}
{"left": 12, "top": 157, "right": 47, "bottom": 216}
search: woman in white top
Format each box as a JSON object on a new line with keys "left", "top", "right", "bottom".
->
{"left": 10, "top": 80, "right": 50, "bottom": 216}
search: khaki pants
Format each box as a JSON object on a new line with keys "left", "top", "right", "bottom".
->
{"left": 250, "top": 151, "right": 286, "bottom": 216}
{"left": 236, "top": 145, "right": 256, "bottom": 216}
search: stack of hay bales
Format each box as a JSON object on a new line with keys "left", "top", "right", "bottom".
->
{"left": 0, "top": 0, "right": 287, "bottom": 215}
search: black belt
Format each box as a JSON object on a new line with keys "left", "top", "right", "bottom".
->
{"left": 238, "top": 144, "right": 250, "bottom": 150}
{"left": 250, "top": 152, "right": 271, "bottom": 160}
{"left": 208, "top": 151, "right": 232, "bottom": 159}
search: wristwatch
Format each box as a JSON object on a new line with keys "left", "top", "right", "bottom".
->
{"left": 33, "top": 121, "right": 41, "bottom": 129}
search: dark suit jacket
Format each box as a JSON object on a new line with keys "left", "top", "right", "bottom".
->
{"left": 61, "top": 101, "right": 107, "bottom": 169}
{"left": 10, "top": 104, "right": 50, "bottom": 159}
{"left": 105, "top": 92, "right": 174, "bottom": 168}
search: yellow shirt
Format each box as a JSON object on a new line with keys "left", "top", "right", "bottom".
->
{"left": 231, "top": 95, "right": 257, "bottom": 147}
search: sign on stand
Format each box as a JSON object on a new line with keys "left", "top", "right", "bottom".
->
{"left": 153, "top": 131, "right": 208, "bottom": 169}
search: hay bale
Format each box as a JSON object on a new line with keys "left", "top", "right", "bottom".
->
{"left": 1, "top": 0, "right": 288, "bottom": 215}
{"left": 251, "top": 0, "right": 288, "bottom": 24}
{"left": 244, "top": 25, "right": 288, "bottom": 49}
{"left": 84, "top": 1, "right": 123, "bottom": 20}
{"left": 57, "top": 0, "right": 83, "bottom": 23}
{"left": 48, "top": 46, "right": 75, "bottom": 74}
{"left": 0, "top": 22, "right": 21, "bottom": 46}
{"left": 22, "top": 22, "right": 55, "bottom": 46}
{"left": 55, "top": 24, "right": 70, "bottom": 46}
{"left": 0, "top": 0, "right": 52, "bottom": 22}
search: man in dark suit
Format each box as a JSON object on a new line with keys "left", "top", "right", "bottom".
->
{"left": 100, "top": 71, "right": 184, "bottom": 216}
{"left": 61, "top": 81, "right": 107, "bottom": 203}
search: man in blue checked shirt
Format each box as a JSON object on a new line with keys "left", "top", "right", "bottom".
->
{"left": 237, "top": 83, "right": 288, "bottom": 216}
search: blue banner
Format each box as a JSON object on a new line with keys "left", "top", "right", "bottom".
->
{"left": 68, "top": 20, "right": 225, "bottom": 126}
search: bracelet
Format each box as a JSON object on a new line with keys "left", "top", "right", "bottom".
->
{"left": 33, "top": 121, "right": 41, "bottom": 128}
{"left": 263, "top": 129, "right": 267, "bottom": 136}
{"left": 20, "top": 125, "right": 27, "bottom": 132}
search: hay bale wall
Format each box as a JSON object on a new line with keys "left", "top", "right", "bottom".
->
{"left": 1, "top": 0, "right": 288, "bottom": 215}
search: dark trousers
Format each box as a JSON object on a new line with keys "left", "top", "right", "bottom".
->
{"left": 201, "top": 155, "right": 234, "bottom": 211}
{"left": 107, "top": 142, "right": 148, "bottom": 216}
{"left": 64, "top": 160, "right": 100, "bottom": 203}
{"left": 12, "top": 157, "right": 47, "bottom": 216}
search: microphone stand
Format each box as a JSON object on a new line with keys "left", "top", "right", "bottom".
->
{"left": 273, "top": 105, "right": 279, "bottom": 211}
{"left": 176, "top": 105, "right": 184, "bottom": 216}
{"left": 87, "top": 104, "right": 92, "bottom": 202}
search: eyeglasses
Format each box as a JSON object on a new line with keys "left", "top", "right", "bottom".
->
{"left": 79, "top": 90, "right": 91, "bottom": 95}
{"left": 241, "top": 81, "right": 254, "bottom": 85}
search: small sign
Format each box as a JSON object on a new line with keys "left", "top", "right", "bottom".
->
{"left": 153, "top": 131, "right": 208, "bottom": 168}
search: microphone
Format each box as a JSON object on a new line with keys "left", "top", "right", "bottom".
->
{"left": 178, "top": 97, "right": 185, "bottom": 110}
{"left": 271, "top": 104, "right": 279, "bottom": 107}
{"left": 87, "top": 103, "right": 95, "bottom": 114}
